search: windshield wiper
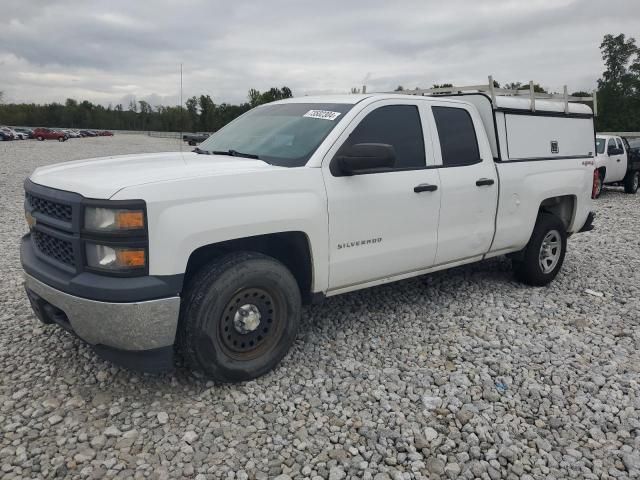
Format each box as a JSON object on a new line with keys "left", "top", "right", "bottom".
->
{"left": 192, "top": 147, "right": 211, "bottom": 155}
{"left": 211, "top": 149, "right": 260, "bottom": 160}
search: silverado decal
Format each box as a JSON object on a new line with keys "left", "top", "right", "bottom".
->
{"left": 337, "top": 238, "right": 382, "bottom": 249}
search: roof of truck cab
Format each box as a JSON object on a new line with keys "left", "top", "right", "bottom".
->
{"left": 274, "top": 95, "right": 372, "bottom": 105}
{"left": 273, "top": 94, "right": 471, "bottom": 105}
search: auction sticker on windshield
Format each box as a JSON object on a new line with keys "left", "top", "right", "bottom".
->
{"left": 303, "top": 110, "right": 342, "bottom": 121}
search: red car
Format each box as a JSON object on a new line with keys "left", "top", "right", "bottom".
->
{"left": 33, "top": 128, "right": 68, "bottom": 142}
{"left": 98, "top": 130, "right": 114, "bottom": 136}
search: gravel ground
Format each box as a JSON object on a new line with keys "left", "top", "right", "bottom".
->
{"left": 1, "top": 135, "right": 639, "bottom": 480}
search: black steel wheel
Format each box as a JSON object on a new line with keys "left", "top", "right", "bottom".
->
{"left": 219, "top": 287, "right": 284, "bottom": 360}
{"left": 178, "top": 252, "right": 301, "bottom": 382}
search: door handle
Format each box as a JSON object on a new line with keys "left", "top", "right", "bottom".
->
{"left": 414, "top": 183, "right": 438, "bottom": 193}
{"left": 617, "top": 159, "right": 621, "bottom": 162}
{"left": 476, "top": 178, "right": 495, "bottom": 186}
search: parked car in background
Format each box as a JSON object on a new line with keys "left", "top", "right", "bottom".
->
{"left": 0, "top": 127, "right": 17, "bottom": 140}
{"left": 64, "top": 130, "right": 82, "bottom": 138}
{"left": 5, "top": 127, "right": 29, "bottom": 140}
{"left": 183, "top": 132, "right": 211, "bottom": 146}
{"left": 594, "top": 134, "right": 640, "bottom": 196}
{"left": 33, "top": 128, "right": 68, "bottom": 142}
{"left": 13, "top": 127, "right": 35, "bottom": 139}
{"left": 624, "top": 137, "right": 640, "bottom": 158}
{"left": 80, "top": 130, "right": 98, "bottom": 137}
{"left": 97, "top": 130, "right": 114, "bottom": 136}
{"left": 0, "top": 129, "right": 14, "bottom": 141}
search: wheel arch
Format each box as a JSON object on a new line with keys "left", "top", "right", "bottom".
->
{"left": 183, "top": 231, "right": 316, "bottom": 304}
{"left": 598, "top": 166, "right": 607, "bottom": 181}
{"left": 539, "top": 195, "right": 576, "bottom": 231}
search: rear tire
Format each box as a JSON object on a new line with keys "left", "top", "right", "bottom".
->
{"left": 178, "top": 251, "right": 301, "bottom": 383}
{"left": 624, "top": 171, "right": 639, "bottom": 194}
{"left": 513, "top": 213, "right": 567, "bottom": 286}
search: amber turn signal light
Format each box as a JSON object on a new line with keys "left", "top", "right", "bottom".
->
{"left": 116, "top": 249, "right": 146, "bottom": 267}
{"left": 115, "top": 211, "right": 145, "bottom": 230}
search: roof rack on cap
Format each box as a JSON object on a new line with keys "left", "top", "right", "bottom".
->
{"left": 382, "top": 75, "right": 597, "bottom": 116}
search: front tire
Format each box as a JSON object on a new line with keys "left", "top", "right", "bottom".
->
{"left": 513, "top": 213, "right": 567, "bottom": 286}
{"left": 178, "top": 252, "right": 301, "bottom": 382}
{"left": 624, "top": 171, "right": 639, "bottom": 194}
{"left": 37, "top": 136, "right": 44, "bottom": 141}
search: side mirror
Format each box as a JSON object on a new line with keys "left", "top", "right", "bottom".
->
{"left": 334, "top": 143, "right": 396, "bottom": 176}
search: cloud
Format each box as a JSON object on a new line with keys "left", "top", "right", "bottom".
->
{"left": 1, "top": 0, "right": 639, "bottom": 106}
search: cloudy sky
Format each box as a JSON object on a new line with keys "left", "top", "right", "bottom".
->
{"left": 1, "top": 0, "right": 638, "bottom": 107}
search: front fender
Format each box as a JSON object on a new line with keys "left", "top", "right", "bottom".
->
{"left": 112, "top": 168, "right": 330, "bottom": 292}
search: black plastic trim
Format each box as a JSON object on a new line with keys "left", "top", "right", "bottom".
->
{"left": 22, "top": 235, "right": 183, "bottom": 302}
{"left": 499, "top": 154, "right": 594, "bottom": 163}
{"left": 93, "top": 344, "right": 174, "bottom": 373}
{"left": 578, "top": 211, "right": 595, "bottom": 233}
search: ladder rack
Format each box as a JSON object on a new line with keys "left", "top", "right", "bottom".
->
{"left": 386, "top": 75, "right": 597, "bottom": 116}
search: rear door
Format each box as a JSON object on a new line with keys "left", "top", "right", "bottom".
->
{"left": 323, "top": 100, "right": 441, "bottom": 291}
{"left": 426, "top": 102, "right": 498, "bottom": 265}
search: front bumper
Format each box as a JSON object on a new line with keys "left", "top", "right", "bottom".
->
{"left": 24, "top": 273, "right": 180, "bottom": 372}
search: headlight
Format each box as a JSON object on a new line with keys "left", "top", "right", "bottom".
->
{"left": 84, "top": 207, "right": 145, "bottom": 232}
{"left": 85, "top": 243, "right": 146, "bottom": 271}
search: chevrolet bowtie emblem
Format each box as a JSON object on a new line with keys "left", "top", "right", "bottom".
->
{"left": 25, "top": 211, "right": 36, "bottom": 229}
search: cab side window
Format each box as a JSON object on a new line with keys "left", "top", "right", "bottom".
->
{"left": 340, "top": 105, "right": 426, "bottom": 169}
{"left": 608, "top": 138, "right": 617, "bottom": 152}
{"left": 432, "top": 106, "right": 481, "bottom": 167}
{"left": 616, "top": 138, "right": 624, "bottom": 151}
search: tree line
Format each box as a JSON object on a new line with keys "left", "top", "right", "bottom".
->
{"left": 0, "top": 87, "right": 292, "bottom": 133}
{"left": 1, "top": 34, "right": 639, "bottom": 132}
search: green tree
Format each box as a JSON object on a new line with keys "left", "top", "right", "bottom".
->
{"left": 596, "top": 33, "right": 640, "bottom": 131}
{"left": 198, "top": 95, "right": 216, "bottom": 131}
{"left": 185, "top": 96, "right": 199, "bottom": 131}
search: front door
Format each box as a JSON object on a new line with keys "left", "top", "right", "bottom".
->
{"left": 323, "top": 101, "right": 441, "bottom": 291}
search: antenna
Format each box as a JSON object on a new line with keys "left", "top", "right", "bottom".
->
{"left": 179, "top": 63, "right": 183, "bottom": 152}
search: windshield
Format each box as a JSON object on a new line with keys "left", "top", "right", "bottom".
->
{"left": 595, "top": 137, "right": 606, "bottom": 154}
{"left": 197, "top": 102, "right": 354, "bottom": 167}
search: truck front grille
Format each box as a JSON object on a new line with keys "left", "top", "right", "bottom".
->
{"left": 32, "top": 230, "right": 75, "bottom": 267}
{"left": 26, "top": 193, "right": 72, "bottom": 222}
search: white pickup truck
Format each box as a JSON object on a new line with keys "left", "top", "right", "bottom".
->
{"left": 593, "top": 134, "right": 640, "bottom": 197}
{"left": 22, "top": 92, "right": 596, "bottom": 382}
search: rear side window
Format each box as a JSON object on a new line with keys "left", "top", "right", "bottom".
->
{"left": 608, "top": 138, "right": 616, "bottom": 151}
{"left": 616, "top": 138, "right": 624, "bottom": 150}
{"left": 432, "top": 106, "right": 480, "bottom": 167}
{"left": 344, "top": 105, "right": 426, "bottom": 169}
